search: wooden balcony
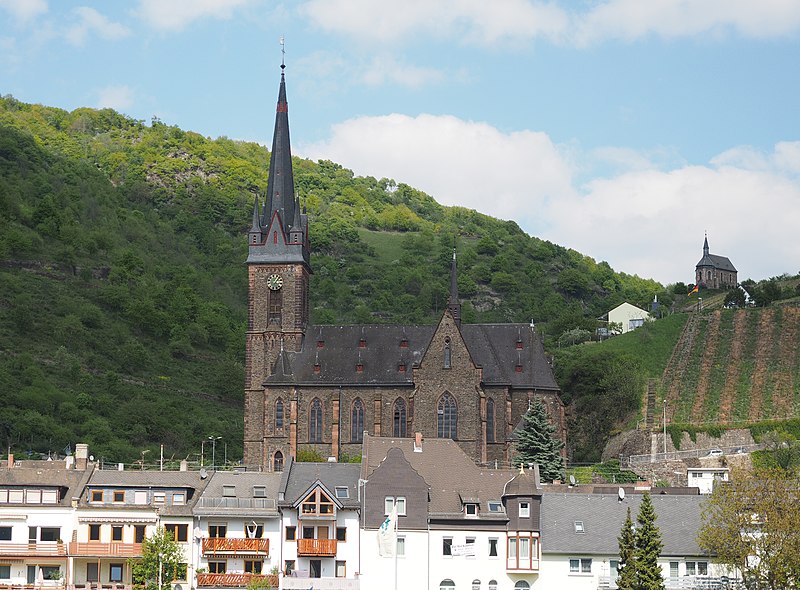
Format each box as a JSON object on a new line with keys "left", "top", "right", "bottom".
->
{"left": 297, "top": 538, "right": 337, "bottom": 557}
{"left": 0, "top": 543, "right": 66, "bottom": 557}
{"left": 196, "top": 574, "right": 278, "bottom": 588}
{"left": 201, "top": 538, "right": 269, "bottom": 555}
{"left": 68, "top": 542, "right": 143, "bottom": 557}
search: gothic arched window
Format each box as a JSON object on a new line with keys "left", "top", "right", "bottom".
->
{"left": 275, "top": 398, "right": 284, "bottom": 431}
{"left": 487, "top": 398, "right": 495, "bottom": 443}
{"left": 438, "top": 393, "right": 457, "bottom": 439}
{"left": 393, "top": 398, "right": 407, "bottom": 438}
{"left": 351, "top": 398, "right": 364, "bottom": 443}
{"left": 273, "top": 450, "right": 283, "bottom": 472}
{"left": 309, "top": 398, "right": 323, "bottom": 443}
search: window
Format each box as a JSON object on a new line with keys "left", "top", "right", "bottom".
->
{"left": 176, "top": 563, "right": 187, "bottom": 581}
{"left": 393, "top": 398, "right": 407, "bottom": 437}
{"left": 253, "top": 486, "right": 266, "bottom": 498}
{"left": 84, "top": 563, "right": 98, "bottom": 582}
{"left": 488, "top": 581, "right": 497, "bottom": 590}
{"left": 208, "top": 524, "right": 227, "bottom": 539}
{"left": 40, "top": 527, "right": 59, "bottom": 542}
{"left": 268, "top": 287, "right": 282, "bottom": 324}
{"left": 440, "top": 580, "right": 455, "bottom": 590}
{"left": 208, "top": 561, "right": 226, "bottom": 574}
{"left": 42, "top": 489, "right": 58, "bottom": 504}
{"left": 275, "top": 399, "right": 284, "bottom": 430}
{"left": 486, "top": 398, "right": 495, "bottom": 443}
{"left": 336, "top": 527, "right": 346, "bottom": 542}
{"left": 301, "top": 489, "right": 335, "bottom": 516}
{"left": 222, "top": 486, "right": 235, "bottom": 497}
{"left": 569, "top": 558, "right": 592, "bottom": 574}
{"left": 273, "top": 451, "right": 284, "bottom": 472}
{"left": 437, "top": 393, "right": 457, "bottom": 439}
{"left": 109, "top": 564, "right": 123, "bottom": 583}
{"left": 443, "top": 338, "right": 452, "bottom": 368}
{"left": 335, "top": 486, "right": 349, "bottom": 499}
{"left": 244, "top": 560, "right": 262, "bottom": 574}
{"left": 0, "top": 565, "right": 10, "bottom": 579}
{"left": 686, "top": 561, "right": 708, "bottom": 576}
{"left": 284, "top": 560, "right": 295, "bottom": 575}
{"left": 465, "top": 503, "right": 478, "bottom": 516}
{"left": 669, "top": 561, "right": 679, "bottom": 579}
{"left": 89, "top": 524, "right": 101, "bottom": 541}
{"left": 113, "top": 490, "right": 125, "bottom": 503}
{"left": 153, "top": 492, "right": 166, "bottom": 505}
{"left": 41, "top": 566, "right": 60, "bottom": 581}
{"left": 519, "top": 537, "right": 530, "bottom": 559}
{"left": 91, "top": 490, "right": 103, "bottom": 503}
{"left": 335, "top": 561, "right": 346, "bottom": 578}
{"left": 442, "top": 537, "right": 453, "bottom": 556}
{"left": 134, "top": 491, "right": 148, "bottom": 505}
{"left": 489, "top": 537, "right": 498, "bottom": 557}
{"left": 134, "top": 526, "right": 146, "bottom": 543}
{"left": 112, "top": 526, "right": 123, "bottom": 541}
{"left": 302, "top": 527, "right": 314, "bottom": 540}
{"left": 574, "top": 521, "right": 585, "bottom": 533}
{"left": 245, "top": 523, "right": 263, "bottom": 539}
{"left": 385, "top": 496, "right": 406, "bottom": 516}
{"left": 26, "top": 489, "right": 41, "bottom": 503}
{"left": 488, "top": 501, "right": 503, "bottom": 513}
{"left": 397, "top": 536, "right": 405, "bottom": 557}
{"left": 519, "top": 501, "right": 530, "bottom": 518}
{"left": 172, "top": 492, "right": 185, "bottom": 505}
{"left": 165, "top": 524, "right": 188, "bottom": 542}
{"left": 472, "top": 580, "right": 481, "bottom": 590}
{"left": 285, "top": 526, "right": 296, "bottom": 541}
{"left": 0, "top": 526, "right": 11, "bottom": 541}
{"left": 509, "top": 537, "right": 516, "bottom": 559}
{"left": 466, "top": 537, "right": 476, "bottom": 558}
{"left": 8, "top": 490, "right": 22, "bottom": 503}
{"left": 309, "top": 398, "right": 323, "bottom": 443}
{"left": 351, "top": 399, "right": 365, "bottom": 443}
{"left": 514, "top": 582, "right": 530, "bottom": 590}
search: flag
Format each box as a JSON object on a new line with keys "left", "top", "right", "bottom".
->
{"left": 688, "top": 285, "right": 699, "bottom": 296}
{"left": 378, "top": 503, "right": 398, "bottom": 557}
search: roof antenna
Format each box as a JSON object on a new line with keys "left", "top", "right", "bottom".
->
{"left": 280, "top": 36, "right": 286, "bottom": 70}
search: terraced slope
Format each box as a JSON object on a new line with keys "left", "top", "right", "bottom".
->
{"left": 658, "top": 305, "right": 800, "bottom": 425}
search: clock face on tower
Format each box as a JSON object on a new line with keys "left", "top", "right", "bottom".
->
{"left": 267, "top": 274, "right": 283, "bottom": 291}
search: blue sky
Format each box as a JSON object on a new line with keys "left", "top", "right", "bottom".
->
{"left": 2, "top": 0, "right": 799, "bottom": 285}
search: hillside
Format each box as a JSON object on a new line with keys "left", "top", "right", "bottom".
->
{"left": 0, "top": 95, "right": 689, "bottom": 463}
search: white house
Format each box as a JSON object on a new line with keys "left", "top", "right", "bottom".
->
{"left": 607, "top": 302, "right": 652, "bottom": 334}
{"left": 687, "top": 468, "right": 729, "bottom": 495}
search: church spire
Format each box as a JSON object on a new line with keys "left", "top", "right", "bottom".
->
{"left": 264, "top": 57, "right": 296, "bottom": 234}
{"left": 703, "top": 232, "right": 709, "bottom": 257}
{"left": 447, "top": 247, "right": 461, "bottom": 326}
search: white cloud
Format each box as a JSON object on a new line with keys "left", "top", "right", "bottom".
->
{"left": 298, "top": 0, "right": 800, "bottom": 46}
{"left": 0, "top": 0, "right": 47, "bottom": 23}
{"left": 137, "top": 0, "right": 251, "bottom": 31}
{"left": 96, "top": 85, "right": 135, "bottom": 111}
{"left": 301, "top": 113, "right": 800, "bottom": 284}
{"left": 66, "top": 7, "right": 131, "bottom": 46}
{"left": 360, "top": 55, "right": 444, "bottom": 88}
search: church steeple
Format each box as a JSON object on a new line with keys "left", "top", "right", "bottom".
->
{"left": 263, "top": 67, "right": 296, "bottom": 234}
{"left": 703, "top": 232, "right": 709, "bottom": 257}
{"left": 447, "top": 248, "right": 461, "bottom": 326}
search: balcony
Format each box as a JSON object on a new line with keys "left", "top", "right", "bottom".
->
{"left": 0, "top": 543, "right": 66, "bottom": 557}
{"left": 297, "top": 539, "right": 337, "bottom": 557}
{"left": 598, "top": 576, "right": 743, "bottom": 590}
{"left": 201, "top": 538, "right": 269, "bottom": 556}
{"left": 196, "top": 574, "right": 278, "bottom": 588}
{"left": 68, "top": 542, "right": 143, "bottom": 557}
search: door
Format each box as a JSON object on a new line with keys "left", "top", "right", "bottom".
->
{"left": 317, "top": 527, "right": 329, "bottom": 539}
{"left": 310, "top": 560, "right": 321, "bottom": 578}
{"left": 27, "top": 566, "right": 36, "bottom": 584}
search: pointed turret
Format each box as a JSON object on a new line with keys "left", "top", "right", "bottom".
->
{"left": 447, "top": 248, "right": 461, "bottom": 326}
{"left": 703, "top": 233, "right": 709, "bottom": 257}
{"left": 264, "top": 67, "right": 296, "bottom": 232}
{"left": 248, "top": 194, "right": 262, "bottom": 245}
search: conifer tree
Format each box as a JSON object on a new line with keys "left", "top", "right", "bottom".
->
{"left": 513, "top": 398, "right": 565, "bottom": 481}
{"left": 634, "top": 493, "right": 665, "bottom": 590}
{"left": 616, "top": 506, "right": 637, "bottom": 590}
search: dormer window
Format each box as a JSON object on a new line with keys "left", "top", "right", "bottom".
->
{"left": 317, "top": 340, "right": 325, "bottom": 348}
{"left": 519, "top": 501, "right": 530, "bottom": 518}
{"left": 300, "top": 489, "right": 335, "bottom": 516}
{"left": 488, "top": 501, "right": 503, "bottom": 513}
{"left": 253, "top": 486, "right": 266, "bottom": 498}
{"left": 400, "top": 338, "right": 409, "bottom": 348}
{"left": 335, "top": 487, "right": 349, "bottom": 499}
{"left": 359, "top": 338, "right": 366, "bottom": 348}
{"left": 515, "top": 363, "right": 523, "bottom": 373}
{"left": 222, "top": 485, "right": 236, "bottom": 498}
{"left": 314, "top": 363, "right": 321, "bottom": 374}
{"left": 516, "top": 340, "right": 523, "bottom": 350}
{"left": 574, "top": 521, "right": 585, "bottom": 533}
{"left": 90, "top": 490, "right": 103, "bottom": 503}
{"left": 398, "top": 362, "right": 406, "bottom": 372}
{"left": 356, "top": 363, "right": 364, "bottom": 373}
{"left": 465, "top": 503, "right": 478, "bottom": 517}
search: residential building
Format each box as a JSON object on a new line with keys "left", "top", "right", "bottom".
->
{"left": 695, "top": 235, "right": 737, "bottom": 290}
{"left": 243, "top": 64, "right": 565, "bottom": 471}
{"left": 686, "top": 468, "right": 729, "bottom": 495}
{"left": 606, "top": 302, "right": 651, "bottom": 334}
{"left": 193, "top": 471, "right": 282, "bottom": 590}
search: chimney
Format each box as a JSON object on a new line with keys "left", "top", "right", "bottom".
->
{"left": 179, "top": 460, "right": 188, "bottom": 472}
{"left": 414, "top": 432, "right": 423, "bottom": 452}
{"left": 75, "top": 443, "right": 89, "bottom": 470}
{"left": 65, "top": 455, "right": 75, "bottom": 470}
{"left": 6, "top": 453, "right": 13, "bottom": 469}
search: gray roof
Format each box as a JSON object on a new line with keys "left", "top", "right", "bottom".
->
{"left": 279, "top": 461, "right": 361, "bottom": 509}
{"left": 194, "top": 471, "right": 282, "bottom": 517}
{"left": 696, "top": 253, "right": 737, "bottom": 272}
{"left": 0, "top": 462, "right": 93, "bottom": 506}
{"left": 362, "top": 434, "right": 515, "bottom": 519}
{"left": 265, "top": 323, "right": 558, "bottom": 390}
{"left": 540, "top": 493, "right": 708, "bottom": 556}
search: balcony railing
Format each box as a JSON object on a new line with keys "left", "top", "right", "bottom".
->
{"left": 0, "top": 543, "right": 66, "bottom": 557}
{"left": 598, "top": 576, "right": 744, "bottom": 590}
{"left": 196, "top": 574, "right": 278, "bottom": 588}
{"left": 195, "top": 498, "right": 276, "bottom": 510}
{"left": 297, "top": 538, "right": 337, "bottom": 557}
{"left": 68, "top": 542, "right": 143, "bottom": 557}
{"left": 201, "top": 538, "right": 269, "bottom": 555}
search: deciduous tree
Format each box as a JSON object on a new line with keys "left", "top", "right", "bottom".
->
{"left": 130, "top": 527, "right": 185, "bottom": 590}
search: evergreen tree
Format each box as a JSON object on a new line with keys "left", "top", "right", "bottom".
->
{"left": 513, "top": 398, "right": 565, "bottom": 481}
{"left": 634, "top": 493, "right": 665, "bottom": 590}
{"left": 616, "top": 506, "right": 637, "bottom": 590}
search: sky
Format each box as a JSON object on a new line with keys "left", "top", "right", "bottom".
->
{"left": 2, "top": 0, "right": 799, "bottom": 285}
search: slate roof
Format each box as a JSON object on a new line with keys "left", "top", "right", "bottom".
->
{"left": 540, "top": 493, "right": 708, "bottom": 556}
{"left": 82, "top": 470, "right": 210, "bottom": 516}
{"left": 362, "top": 434, "right": 516, "bottom": 520}
{"left": 194, "top": 471, "right": 282, "bottom": 517}
{"left": 265, "top": 323, "right": 558, "bottom": 390}
{"left": 0, "top": 461, "right": 93, "bottom": 506}
{"left": 696, "top": 253, "right": 737, "bottom": 272}
{"left": 279, "top": 460, "right": 361, "bottom": 510}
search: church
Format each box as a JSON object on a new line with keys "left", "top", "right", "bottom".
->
{"left": 243, "top": 67, "right": 565, "bottom": 471}
{"left": 695, "top": 234, "right": 737, "bottom": 290}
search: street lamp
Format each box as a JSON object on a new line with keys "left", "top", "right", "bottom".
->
{"left": 140, "top": 449, "right": 150, "bottom": 471}
{"left": 208, "top": 436, "right": 222, "bottom": 470}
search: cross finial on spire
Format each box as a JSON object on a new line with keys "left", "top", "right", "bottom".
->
{"left": 280, "top": 36, "right": 285, "bottom": 70}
